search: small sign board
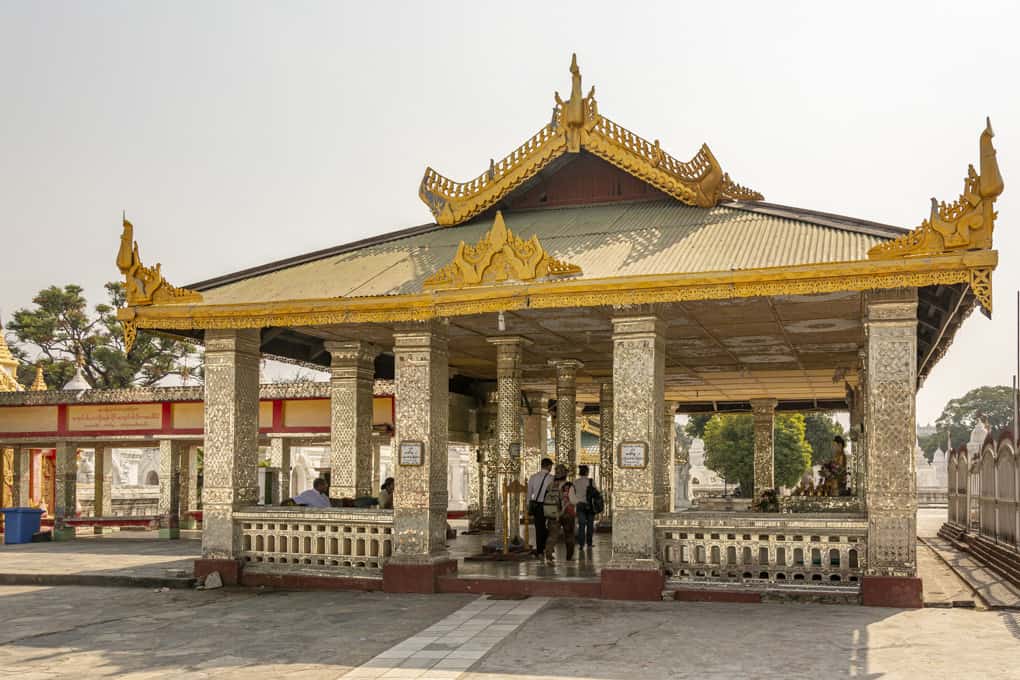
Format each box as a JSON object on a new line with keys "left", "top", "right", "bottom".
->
{"left": 618, "top": 441, "right": 648, "bottom": 469}
{"left": 508, "top": 442, "right": 521, "bottom": 458}
{"left": 398, "top": 440, "right": 424, "bottom": 466}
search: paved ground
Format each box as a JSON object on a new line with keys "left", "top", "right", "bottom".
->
{"left": 0, "top": 586, "right": 1018, "bottom": 679}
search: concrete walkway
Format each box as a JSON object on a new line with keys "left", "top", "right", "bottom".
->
{"left": 0, "top": 586, "right": 1017, "bottom": 679}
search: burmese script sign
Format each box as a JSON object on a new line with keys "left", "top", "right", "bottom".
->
{"left": 67, "top": 404, "right": 163, "bottom": 432}
{"left": 399, "top": 441, "right": 424, "bottom": 466}
{"left": 618, "top": 441, "right": 648, "bottom": 469}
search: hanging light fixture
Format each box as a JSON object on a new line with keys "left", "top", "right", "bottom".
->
{"left": 497, "top": 310, "right": 506, "bottom": 332}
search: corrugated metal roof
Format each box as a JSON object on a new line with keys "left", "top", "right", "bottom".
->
{"left": 198, "top": 200, "right": 891, "bottom": 305}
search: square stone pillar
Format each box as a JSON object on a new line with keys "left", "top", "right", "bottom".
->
{"left": 750, "top": 398, "right": 778, "bottom": 498}
{"left": 325, "top": 341, "right": 379, "bottom": 500}
{"left": 488, "top": 336, "right": 529, "bottom": 541}
{"left": 52, "top": 442, "right": 77, "bottom": 541}
{"left": 158, "top": 439, "right": 187, "bottom": 539}
{"left": 198, "top": 329, "right": 260, "bottom": 582}
{"left": 523, "top": 391, "right": 549, "bottom": 482}
{"left": 599, "top": 382, "right": 614, "bottom": 521}
{"left": 475, "top": 389, "right": 498, "bottom": 530}
{"left": 384, "top": 320, "right": 455, "bottom": 593}
{"left": 660, "top": 402, "right": 676, "bottom": 513}
{"left": 861, "top": 289, "right": 921, "bottom": 608}
{"left": 550, "top": 359, "right": 583, "bottom": 474}
{"left": 92, "top": 447, "right": 113, "bottom": 534}
{"left": 604, "top": 315, "right": 664, "bottom": 599}
{"left": 12, "top": 447, "right": 30, "bottom": 507}
{"left": 268, "top": 437, "right": 292, "bottom": 505}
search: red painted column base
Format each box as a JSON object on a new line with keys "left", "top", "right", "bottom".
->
{"left": 194, "top": 558, "right": 243, "bottom": 586}
{"left": 861, "top": 576, "right": 923, "bottom": 608}
{"left": 383, "top": 559, "right": 458, "bottom": 594}
{"left": 600, "top": 568, "right": 665, "bottom": 601}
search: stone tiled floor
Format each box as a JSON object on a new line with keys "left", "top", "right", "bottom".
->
{"left": 0, "top": 531, "right": 200, "bottom": 578}
{"left": 1, "top": 585, "right": 1019, "bottom": 678}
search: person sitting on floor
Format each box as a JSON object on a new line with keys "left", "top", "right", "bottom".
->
{"left": 290, "top": 478, "right": 331, "bottom": 508}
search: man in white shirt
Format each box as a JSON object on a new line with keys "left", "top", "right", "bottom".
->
{"left": 526, "top": 458, "right": 554, "bottom": 556}
{"left": 290, "top": 478, "right": 331, "bottom": 508}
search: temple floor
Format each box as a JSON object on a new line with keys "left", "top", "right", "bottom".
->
{"left": 0, "top": 585, "right": 1015, "bottom": 679}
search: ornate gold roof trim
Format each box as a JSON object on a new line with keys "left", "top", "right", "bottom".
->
{"left": 119, "top": 249, "right": 995, "bottom": 330}
{"left": 868, "top": 120, "right": 1003, "bottom": 316}
{"left": 418, "top": 55, "right": 762, "bottom": 226}
{"left": 117, "top": 217, "right": 202, "bottom": 308}
{"left": 869, "top": 120, "right": 1004, "bottom": 261}
{"left": 423, "top": 211, "right": 581, "bottom": 289}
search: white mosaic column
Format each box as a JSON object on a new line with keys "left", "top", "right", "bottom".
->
{"left": 476, "top": 390, "right": 498, "bottom": 530}
{"left": 523, "top": 391, "right": 549, "bottom": 480}
{"left": 52, "top": 442, "right": 77, "bottom": 541}
{"left": 550, "top": 359, "right": 583, "bottom": 473}
{"left": 201, "top": 329, "right": 261, "bottom": 562}
{"left": 751, "top": 398, "right": 777, "bottom": 498}
{"left": 599, "top": 381, "right": 614, "bottom": 521}
{"left": 269, "top": 437, "right": 292, "bottom": 504}
{"left": 864, "top": 290, "right": 919, "bottom": 578}
{"left": 325, "top": 341, "right": 379, "bottom": 500}
{"left": 93, "top": 447, "right": 113, "bottom": 534}
{"left": 609, "top": 315, "right": 664, "bottom": 569}
{"left": 158, "top": 439, "right": 187, "bottom": 539}
{"left": 488, "top": 336, "right": 529, "bottom": 541}
{"left": 660, "top": 402, "right": 676, "bottom": 513}
{"left": 391, "top": 321, "right": 450, "bottom": 563}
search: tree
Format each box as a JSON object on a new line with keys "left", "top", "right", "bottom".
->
{"left": 803, "top": 412, "right": 846, "bottom": 467}
{"left": 919, "top": 385, "right": 1016, "bottom": 455}
{"left": 702, "top": 413, "right": 812, "bottom": 496}
{"left": 6, "top": 282, "right": 198, "bottom": 389}
{"left": 684, "top": 414, "right": 712, "bottom": 440}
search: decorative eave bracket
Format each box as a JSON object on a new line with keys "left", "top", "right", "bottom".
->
{"left": 117, "top": 216, "right": 202, "bottom": 351}
{"left": 423, "top": 211, "right": 581, "bottom": 290}
{"left": 418, "top": 54, "right": 762, "bottom": 227}
{"left": 868, "top": 119, "right": 1004, "bottom": 318}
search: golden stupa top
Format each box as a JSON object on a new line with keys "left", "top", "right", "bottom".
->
{"left": 0, "top": 331, "right": 24, "bottom": 392}
{"left": 418, "top": 54, "right": 763, "bottom": 226}
{"left": 29, "top": 366, "right": 47, "bottom": 391}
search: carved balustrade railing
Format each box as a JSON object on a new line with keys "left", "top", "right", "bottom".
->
{"left": 655, "top": 512, "right": 867, "bottom": 586}
{"left": 976, "top": 439, "right": 1020, "bottom": 548}
{"left": 234, "top": 507, "right": 393, "bottom": 577}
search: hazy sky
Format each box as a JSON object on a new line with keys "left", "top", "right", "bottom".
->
{"left": 2, "top": 1, "right": 1018, "bottom": 425}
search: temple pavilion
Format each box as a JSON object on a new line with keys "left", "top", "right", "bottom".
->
{"left": 8, "top": 55, "right": 1003, "bottom": 605}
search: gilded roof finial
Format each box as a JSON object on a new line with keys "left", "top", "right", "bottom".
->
{"left": 116, "top": 214, "right": 202, "bottom": 307}
{"left": 554, "top": 53, "right": 591, "bottom": 152}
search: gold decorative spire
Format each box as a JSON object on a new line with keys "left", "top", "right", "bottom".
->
{"left": 423, "top": 211, "right": 581, "bottom": 289}
{"left": 0, "top": 327, "right": 24, "bottom": 392}
{"left": 868, "top": 119, "right": 1004, "bottom": 316}
{"left": 29, "top": 365, "right": 47, "bottom": 391}
{"left": 419, "top": 55, "right": 761, "bottom": 226}
{"left": 117, "top": 215, "right": 202, "bottom": 307}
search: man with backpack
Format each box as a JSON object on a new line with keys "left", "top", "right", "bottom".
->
{"left": 526, "top": 458, "right": 554, "bottom": 557}
{"left": 573, "top": 464, "right": 603, "bottom": 557}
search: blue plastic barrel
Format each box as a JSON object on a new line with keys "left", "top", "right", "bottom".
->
{"left": 1, "top": 508, "right": 44, "bottom": 544}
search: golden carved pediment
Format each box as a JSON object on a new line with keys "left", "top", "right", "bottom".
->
{"left": 423, "top": 211, "right": 581, "bottom": 290}
{"left": 419, "top": 55, "right": 762, "bottom": 227}
{"left": 868, "top": 119, "right": 1003, "bottom": 316}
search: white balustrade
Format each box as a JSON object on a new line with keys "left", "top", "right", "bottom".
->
{"left": 235, "top": 507, "right": 393, "bottom": 577}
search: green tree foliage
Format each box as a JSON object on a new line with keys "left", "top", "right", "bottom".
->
{"left": 684, "top": 413, "right": 712, "bottom": 440}
{"left": 803, "top": 412, "right": 846, "bottom": 466}
{"left": 702, "top": 413, "right": 812, "bottom": 496}
{"left": 6, "top": 282, "right": 198, "bottom": 389}
{"left": 919, "top": 385, "right": 1016, "bottom": 456}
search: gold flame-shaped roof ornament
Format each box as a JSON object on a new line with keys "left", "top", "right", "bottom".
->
{"left": 418, "top": 55, "right": 762, "bottom": 227}
{"left": 423, "top": 211, "right": 581, "bottom": 289}
{"left": 869, "top": 119, "right": 1004, "bottom": 316}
